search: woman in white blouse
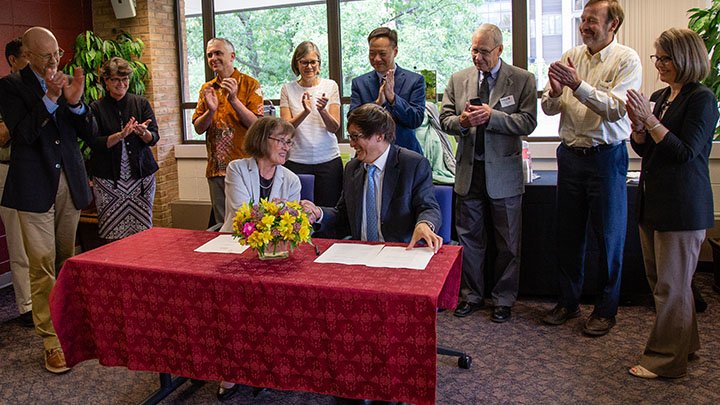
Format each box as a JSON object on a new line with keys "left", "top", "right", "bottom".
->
{"left": 280, "top": 41, "right": 342, "bottom": 206}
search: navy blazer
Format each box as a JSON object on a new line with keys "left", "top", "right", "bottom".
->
{"left": 320, "top": 144, "right": 441, "bottom": 242}
{"left": 0, "top": 66, "right": 94, "bottom": 212}
{"left": 350, "top": 65, "right": 426, "bottom": 155}
{"left": 630, "top": 82, "right": 718, "bottom": 231}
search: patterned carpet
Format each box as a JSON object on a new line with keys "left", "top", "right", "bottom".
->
{"left": 1, "top": 272, "right": 718, "bottom": 404}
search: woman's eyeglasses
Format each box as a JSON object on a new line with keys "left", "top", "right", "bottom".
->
{"left": 650, "top": 55, "right": 673, "bottom": 65}
{"left": 269, "top": 136, "right": 294, "bottom": 148}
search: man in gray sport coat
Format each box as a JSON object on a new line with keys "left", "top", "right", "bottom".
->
{"left": 440, "top": 23, "right": 537, "bottom": 323}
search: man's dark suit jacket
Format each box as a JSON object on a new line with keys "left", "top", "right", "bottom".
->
{"left": 350, "top": 65, "right": 426, "bottom": 155}
{"left": 630, "top": 82, "right": 718, "bottom": 231}
{"left": 0, "top": 66, "right": 94, "bottom": 213}
{"left": 320, "top": 144, "right": 441, "bottom": 243}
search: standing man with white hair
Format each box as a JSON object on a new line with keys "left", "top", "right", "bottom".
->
{"left": 440, "top": 23, "right": 537, "bottom": 323}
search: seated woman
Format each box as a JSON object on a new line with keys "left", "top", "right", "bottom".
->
{"left": 220, "top": 116, "right": 302, "bottom": 233}
{"left": 88, "top": 57, "right": 160, "bottom": 242}
{"left": 218, "top": 117, "right": 301, "bottom": 399}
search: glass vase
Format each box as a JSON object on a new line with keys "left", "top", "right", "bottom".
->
{"left": 258, "top": 240, "right": 290, "bottom": 260}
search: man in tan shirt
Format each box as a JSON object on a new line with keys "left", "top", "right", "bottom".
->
{"left": 192, "top": 38, "right": 263, "bottom": 225}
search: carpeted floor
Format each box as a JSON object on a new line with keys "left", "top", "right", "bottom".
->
{"left": 1, "top": 272, "right": 718, "bottom": 404}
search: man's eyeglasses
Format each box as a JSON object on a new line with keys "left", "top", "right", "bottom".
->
{"left": 298, "top": 59, "right": 319, "bottom": 67}
{"left": 108, "top": 77, "right": 130, "bottom": 84}
{"left": 347, "top": 132, "right": 366, "bottom": 142}
{"left": 469, "top": 45, "right": 499, "bottom": 57}
{"left": 29, "top": 48, "right": 64, "bottom": 62}
{"left": 650, "top": 55, "right": 673, "bottom": 65}
{"left": 269, "top": 136, "right": 294, "bottom": 148}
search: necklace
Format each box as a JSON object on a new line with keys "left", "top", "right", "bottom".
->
{"left": 259, "top": 176, "right": 274, "bottom": 189}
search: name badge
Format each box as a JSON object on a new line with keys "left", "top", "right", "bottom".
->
{"left": 500, "top": 95, "right": 515, "bottom": 108}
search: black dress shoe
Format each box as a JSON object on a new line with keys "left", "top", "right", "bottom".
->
{"left": 453, "top": 301, "right": 484, "bottom": 317}
{"left": 217, "top": 384, "right": 240, "bottom": 401}
{"left": 18, "top": 311, "right": 34, "bottom": 327}
{"left": 491, "top": 306, "right": 511, "bottom": 323}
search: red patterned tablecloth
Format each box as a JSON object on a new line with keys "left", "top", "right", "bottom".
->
{"left": 50, "top": 227, "right": 462, "bottom": 404}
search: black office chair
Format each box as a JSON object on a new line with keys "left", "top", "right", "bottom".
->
{"left": 433, "top": 184, "right": 472, "bottom": 369}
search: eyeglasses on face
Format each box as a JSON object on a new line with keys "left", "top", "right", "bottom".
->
{"left": 347, "top": 132, "right": 366, "bottom": 142}
{"left": 108, "top": 77, "right": 130, "bottom": 84}
{"left": 650, "top": 55, "right": 673, "bottom": 65}
{"left": 298, "top": 59, "right": 319, "bottom": 67}
{"left": 469, "top": 45, "right": 499, "bottom": 57}
{"left": 268, "top": 136, "right": 294, "bottom": 148}
{"left": 30, "top": 48, "right": 64, "bottom": 62}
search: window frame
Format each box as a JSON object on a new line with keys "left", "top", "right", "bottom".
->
{"left": 176, "top": 0, "right": 556, "bottom": 143}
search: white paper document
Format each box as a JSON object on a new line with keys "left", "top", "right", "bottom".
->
{"left": 366, "top": 246, "right": 435, "bottom": 270}
{"left": 314, "top": 243, "right": 433, "bottom": 270}
{"left": 314, "top": 243, "right": 384, "bottom": 265}
{"left": 194, "top": 235, "right": 250, "bottom": 254}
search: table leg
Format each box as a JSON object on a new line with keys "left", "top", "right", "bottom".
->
{"left": 140, "top": 373, "right": 189, "bottom": 405}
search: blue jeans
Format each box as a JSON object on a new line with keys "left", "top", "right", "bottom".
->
{"left": 555, "top": 142, "right": 628, "bottom": 318}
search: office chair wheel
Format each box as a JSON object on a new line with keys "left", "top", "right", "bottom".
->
{"left": 458, "top": 355, "right": 472, "bottom": 369}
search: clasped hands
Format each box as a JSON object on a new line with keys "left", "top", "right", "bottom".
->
{"left": 301, "top": 92, "right": 330, "bottom": 113}
{"left": 45, "top": 67, "right": 84, "bottom": 105}
{"left": 547, "top": 58, "right": 581, "bottom": 97}
{"left": 459, "top": 102, "right": 491, "bottom": 128}
{"left": 203, "top": 77, "right": 239, "bottom": 111}
{"left": 119, "top": 117, "right": 153, "bottom": 141}
{"left": 299, "top": 200, "right": 442, "bottom": 253}
{"left": 374, "top": 69, "right": 396, "bottom": 105}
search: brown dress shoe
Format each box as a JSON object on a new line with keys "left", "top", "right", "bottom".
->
{"left": 582, "top": 315, "right": 616, "bottom": 336}
{"left": 542, "top": 304, "right": 581, "bottom": 325}
{"left": 45, "top": 348, "right": 71, "bottom": 374}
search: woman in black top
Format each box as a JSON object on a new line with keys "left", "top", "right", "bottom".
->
{"left": 89, "top": 57, "right": 160, "bottom": 241}
{"left": 626, "top": 28, "right": 718, "bottom": 379}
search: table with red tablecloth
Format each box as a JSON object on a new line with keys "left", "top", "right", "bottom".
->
{"left": 50, "top": 227, "right": 462, "bottom": 404}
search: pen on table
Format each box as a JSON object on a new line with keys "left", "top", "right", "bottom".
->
{"left": 310, "top": 241, "right": 320, "bottom": 256}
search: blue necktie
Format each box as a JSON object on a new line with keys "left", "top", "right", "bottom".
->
{"left": 366, "top": 164, "right": 379, "bottom": 242}
{"left": 40, "top": 79, "right": 47, "bottom": 92}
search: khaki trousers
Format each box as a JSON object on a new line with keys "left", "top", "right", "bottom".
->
{"left": 638, "top": 223, "right": 704, "bottom": 378}
{"left": 0, "top": 163, "right": 32, "bottom": 314}
{"left": 17, "top": 172, "right": 80, "bottom": 350}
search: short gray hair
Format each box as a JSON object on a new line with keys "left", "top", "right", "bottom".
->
{"left": 473, "top": 24, "right": 503, "bottom": 47}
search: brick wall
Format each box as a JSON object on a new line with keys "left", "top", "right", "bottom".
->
{"left": 92, "top": 0, "right": 181, "bottom": 227}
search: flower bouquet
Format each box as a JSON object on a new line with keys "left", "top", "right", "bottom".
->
{"left": 232, "top": 198, "right": 312, "bottom": 260}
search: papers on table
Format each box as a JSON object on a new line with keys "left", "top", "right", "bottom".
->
{"left": 627, "top": 171, "right": 640, "bottom": 184}
{"left": 194, "top": 235, "right": 250, "bottom": 254}
{"left": 314, "top": 243, "right": 434, "bottom": 270}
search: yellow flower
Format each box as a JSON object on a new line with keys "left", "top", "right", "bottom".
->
{"left": 298, "top": 226, "right": 310, "bottom": 242}
{"left": 261, "top": 214, "right": 275, "bottom": 228}
{"left": 286, "top": 201, "right": 302, "bottom": 211}
{"left": 260, "top": 199, "right": 279, "bottom": 215}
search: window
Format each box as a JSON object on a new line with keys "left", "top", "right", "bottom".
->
{"left": 177, "top": 0, "right": 587, "bottom": 142}
{"left": 527, "top": 0, "right": 587, "bottom": 137}
{"left": 339, "top": 0, "right": 512, "bottom": 98}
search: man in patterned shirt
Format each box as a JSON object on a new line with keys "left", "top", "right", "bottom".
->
{"left": 192, "top": 38, "right": 264, "bottom": 225}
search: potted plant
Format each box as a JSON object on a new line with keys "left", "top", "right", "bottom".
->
{"left": 63, "top": 30, "right": 148, "bottom": 103}
{"left": 689, "top": 1, "right": 720, "bottom": 138}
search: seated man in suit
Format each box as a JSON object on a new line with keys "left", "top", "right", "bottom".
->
{"left": 350, "top": 27, "right": 426, "bottom": 155}
{"left": 302, "top": 103, "right": 442, "bottom": 253}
